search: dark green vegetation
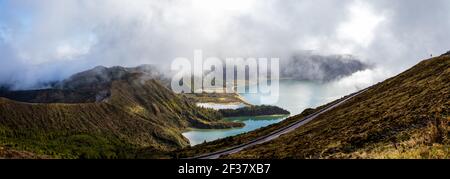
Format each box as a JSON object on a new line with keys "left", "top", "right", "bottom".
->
{"left": 224, "top": 55, "right": 449, "bottom": 159}
{"left": 0, "top": 65, "right": 242, "bottom": 159}
{"left": 219, "top": 105, "right": 290, "bottom": 117}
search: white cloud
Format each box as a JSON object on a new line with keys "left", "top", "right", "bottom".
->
{"left": 324, "top": 67, "right": 392, "bottom": 100}
{"left": 337, "top": 1, "right": 385, "bottom": 48}
{"left": 0, "top": 0, "right": 449, "bottom": 89}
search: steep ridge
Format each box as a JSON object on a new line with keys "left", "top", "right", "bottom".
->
{"left": 0, "top": 66, "right": 241, "bottom": 158}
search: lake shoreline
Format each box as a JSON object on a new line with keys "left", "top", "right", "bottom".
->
{"left": 183, "top": 114, "right": 289, "bottom": 146}
{"left": 183, "top": 114, "right": 291, "bottom": 132}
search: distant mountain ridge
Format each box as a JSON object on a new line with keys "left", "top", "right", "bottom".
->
{"left": 0, "top": 65, "right": 169, "bottom": 103}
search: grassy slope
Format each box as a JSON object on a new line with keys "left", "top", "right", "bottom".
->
{"left": 0, "top": 146, "right": 49, "bottom": 159}
{"left": 226, "top": 55, "right": 449, "bottom": 159}
{"left": 0, "top": 74, "right": 241, "bottom": 158}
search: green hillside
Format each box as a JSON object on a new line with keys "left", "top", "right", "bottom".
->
{"left": 0, "top": 66, "right": 242, "bottom": 159}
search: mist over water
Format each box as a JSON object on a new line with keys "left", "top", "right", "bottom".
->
{"left": 241, "top": 80, "right": 363, "bottom": 115}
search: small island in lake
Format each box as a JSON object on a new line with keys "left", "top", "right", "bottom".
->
{"left": 219, "top": 105, "right": 291, "bottom": 117}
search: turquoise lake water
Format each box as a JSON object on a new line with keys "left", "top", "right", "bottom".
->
{"left": 183, "top": 80, "right": 357, "bottom": 146}
{"left": 182, "top": 115, "right": 288, "bottom": 146}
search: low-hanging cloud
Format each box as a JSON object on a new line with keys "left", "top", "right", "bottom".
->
{"left": 281, "top": 53, "right": 370, "bottom": 82}
{"left": 0, "top": 0, "right": 449, "bottom": 89}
